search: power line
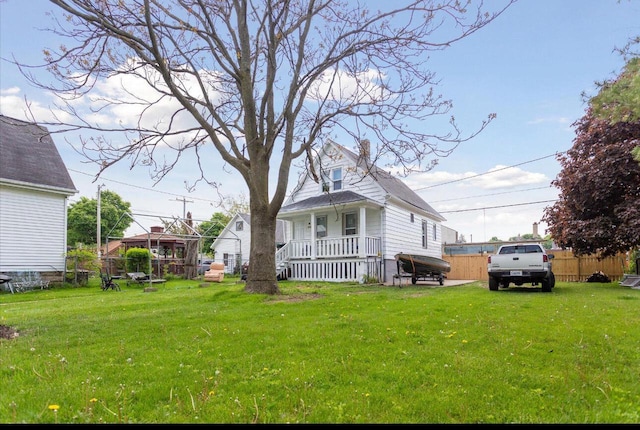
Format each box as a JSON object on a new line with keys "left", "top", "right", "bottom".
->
{"left": 68, "top": 168, "right": 218, "bottom": 205}
{"left": 415, "top": 152, "right": 564, "bottom": 191}
{"left": 430, "top": 186, "right": 552, "bottom": 203}
{"left": 438, "top": 200, "right": 557, "bottom": 214}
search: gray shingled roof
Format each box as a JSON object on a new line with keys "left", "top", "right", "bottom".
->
{"left": 0, "top": 115, "right": 77, "bottom": 193}
{"left": 280, "top": 190, "right": 373, "bottom": 214}
{"left": 337, "top": 142, "right": 445, "bottom": 221}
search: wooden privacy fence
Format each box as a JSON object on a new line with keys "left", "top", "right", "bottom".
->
{"left": 442, "top": 250, "right": 629, "bottom": 282}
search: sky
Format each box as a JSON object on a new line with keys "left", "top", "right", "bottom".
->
{"left": 1, "top": 0, "right": 638, "bottom": 242}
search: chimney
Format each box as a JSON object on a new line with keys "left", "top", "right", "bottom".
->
{"left": 359, "top": 139, "right": 370, "bottom": 164}
{"left": 533, "top": 222, "right": 539, "bottom": 238}
{"left": 151, "top": 226, "right": 164, "bottom": 233}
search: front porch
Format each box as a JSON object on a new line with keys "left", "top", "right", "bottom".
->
{"left": 276, "top": 235, "right": 383, "bottom": 282}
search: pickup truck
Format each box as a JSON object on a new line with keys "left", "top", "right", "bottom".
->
{"left": 487, "top": 243, "right": 555, "bottom": 292}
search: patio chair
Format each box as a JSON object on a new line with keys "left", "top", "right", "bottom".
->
{"left": 101, "top": 270, "right": 121, "bottom": 291}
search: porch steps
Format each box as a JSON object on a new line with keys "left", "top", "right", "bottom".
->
{"left": 276, "top": 262, "right": 288, "bottom": 280}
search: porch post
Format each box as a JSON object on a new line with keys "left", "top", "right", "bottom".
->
{"left": 310, "top": 213, "right": 316, "bottom": 259}
{"left": 359, "top": 207, "right": 366, "bottom": 258}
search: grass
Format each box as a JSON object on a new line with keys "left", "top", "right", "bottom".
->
{"left": 1, "top": 276, "right": 639, "bottom": 424}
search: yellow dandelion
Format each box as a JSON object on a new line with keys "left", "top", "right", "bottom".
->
{"left": 48, "top": 404, "right": 60, "bottom": 411}
{"left": 90, "top": 398, "right": 98, "bottom": 403}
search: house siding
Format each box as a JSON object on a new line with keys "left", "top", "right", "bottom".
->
{"left": 382, "top": 203, "right": 444, "bottom": 282}
{"left": 384, "top": 204, "right": 443, "bottom": 259}
{"left": 285, "top": 143, "right": 387, "bottom": 206}
{"left": 0, "top": 185, "right": 68, "bottom": 272}
{"left": 211, "top": 214, "right": 251, "bottom": 273}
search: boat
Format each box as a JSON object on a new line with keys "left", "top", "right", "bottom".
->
{"left": 395, "top": 253, "right": 451, "bottom": 285}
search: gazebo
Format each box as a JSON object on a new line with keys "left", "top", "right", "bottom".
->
{"left": 120, "top": 226, "right": 188, "bottom": 275}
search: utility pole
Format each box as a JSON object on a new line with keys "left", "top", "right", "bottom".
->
{"left": 171, "top": 197, "right": 193, "bottom": 220}
{"left": 97, "top": 184, "right": 105, "bottom": 258}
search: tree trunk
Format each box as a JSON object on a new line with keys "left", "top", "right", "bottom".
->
{"left": 244, "top": 207, "right": 280, "bottom": 295}
{"left": 184, "top": 237, "right": 199, "bottom": 279}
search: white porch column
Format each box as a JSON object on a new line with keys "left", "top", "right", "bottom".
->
{"left": 310, "top": 213, "right": 316, "bottom": 259}
{"left": 359, "top": 207, "right": 366, "bottom": 258}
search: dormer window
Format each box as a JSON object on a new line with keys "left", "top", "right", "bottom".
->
{"left": 332, "top": 168, "right": 342, "bottom": 191}
{"left": 320, "top": 168, "right": 342, "bottom": 192}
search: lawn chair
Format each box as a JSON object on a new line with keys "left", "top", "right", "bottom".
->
{"left": 101, "top": 270, "right": 121, "bottom": 291}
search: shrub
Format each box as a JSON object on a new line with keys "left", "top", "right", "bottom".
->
{"left": 125, "top": 248, "right": 151, "bottom": 273}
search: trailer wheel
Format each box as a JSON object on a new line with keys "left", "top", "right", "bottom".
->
{"left": 489, "top": 277, "right": 499, "bottom": 291}
{"left": 439, "top": 276, "right": 444, "bottom": 286}
{"left": 412, "top": 277, "right": 417, "bottom": 285}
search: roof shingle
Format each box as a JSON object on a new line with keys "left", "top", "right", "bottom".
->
{"left": 0, "top": 115, "right": 77, "bottom": 193}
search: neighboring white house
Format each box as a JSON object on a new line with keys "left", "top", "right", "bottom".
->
{"left": 276, "top": 139, "right": 447, "bottom": 283}
{"left": 0, "top": 115, "right": 78, "bottom": 282}
{"left": 211, "top": 212, "right": 289, "bottom": 274}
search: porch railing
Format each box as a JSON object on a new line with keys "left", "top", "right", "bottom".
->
{"left": 275, "top": 236, "right": 382, "bottom": 282}
{"left": 285, "top": 236, "right": 381, "bottom": 259}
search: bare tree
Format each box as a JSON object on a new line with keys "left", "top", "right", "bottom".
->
{"left": 12, "top": 0, "right": 515, "bottom": 294}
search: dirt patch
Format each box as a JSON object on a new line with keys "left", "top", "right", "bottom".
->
{"left": 266, "top": 293, "right": 323, "bottom": 303}
{"left": 0, "top": 324, "right": 19, "bottom": 340}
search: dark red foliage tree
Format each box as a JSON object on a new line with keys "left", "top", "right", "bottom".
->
{"left": 543, "top": 109, "right": 640, "bottom": 257}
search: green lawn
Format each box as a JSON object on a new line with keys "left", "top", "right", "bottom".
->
{"left": 1, "top": 277, "right": 639, "bottom": 423}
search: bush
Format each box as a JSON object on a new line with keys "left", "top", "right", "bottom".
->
{"left": 125, "top": 248, "right": 151, "bottom": 273}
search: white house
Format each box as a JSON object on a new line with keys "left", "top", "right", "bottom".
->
{"left": 276, "top": 140, "right": 447, "bottom": 283}
{"left": 0, "top": 115, "right": 78, "bottom": 283}
{"left": 211, "top": 212, "right": 289, "bottom": 274}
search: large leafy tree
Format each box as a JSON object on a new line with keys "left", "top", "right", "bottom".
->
{"left": 542, "top": 107, "right": 640, "bottom": 257}
{"left": 590, "top": 57, "right": 640, "bottom": 125}
{"left": 68, "top": 190, "right": 132, "bottom": 246}
{"left": 590, "top": 57, "right": 640, "bottom": 165}
{"left": 15, "top": 0, "right": 515, "bottom": 294}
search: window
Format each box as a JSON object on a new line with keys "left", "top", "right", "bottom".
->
{"left": 433, "top": 223, "right": 437, "bottom": 241}
{"left": 410, "top": 213, "right": 414, "bottom": 223}
{"left": 320, "top": 168, "right": 342, "bottom": 192}
{"left": 332, "top": 168, "right": 342, "bottom": 191}
{"left": 321, "top": 171, "right": 330, "bottom": 192}
{"left": 316, "top": 216, "right": 328, "bottom": 238}
{"left": 236, "top": 221, "right": 243, "bottom": 231}
{"left": 422, "top": 220, "right": 428, "bottom": 248}
{"left": 344, "top": 212, "right": 357, "bottom": 236}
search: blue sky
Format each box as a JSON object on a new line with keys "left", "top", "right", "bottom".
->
{"left": 1, "top": 0, "right": 638, "bottom": 242}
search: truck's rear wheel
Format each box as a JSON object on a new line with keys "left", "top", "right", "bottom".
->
{"left": 541, "top": 277, "right": 552, "bottom": 292}
{"left": 489, "top": 277, "right": 499, "bottom": 291}
{"left": 549, "top": 272, "right": 556, "bottom": 289}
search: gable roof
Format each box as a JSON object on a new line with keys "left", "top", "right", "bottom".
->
{"left": 0, "top": 115, "right": 77, "bottom": 194}
{"left": 283, "top": 140, "right": 445, "bottom": 221}
{"left": 335, "top": 142, "right": 445, "bottom": 221}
